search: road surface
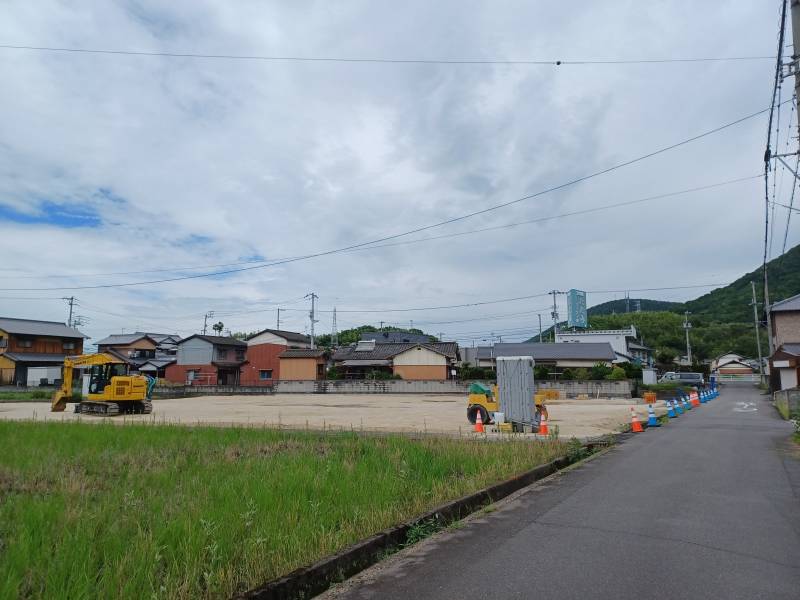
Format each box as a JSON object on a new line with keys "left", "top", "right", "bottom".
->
{"left": 325, "top": 384, "right": 800, "bottom": 599}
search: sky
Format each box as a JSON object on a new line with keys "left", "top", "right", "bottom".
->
{"left": 0, "top": 0, "right": 797, "bottom": 346}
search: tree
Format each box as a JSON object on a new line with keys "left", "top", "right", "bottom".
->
{"left": 606, "top": 366, "right": 627, "bottom": 380}
{"left": 590, "top": 362, "right": 612, "bottom": 380}
{"left": 212, "top": 321, "right": 224, "bottom": 336}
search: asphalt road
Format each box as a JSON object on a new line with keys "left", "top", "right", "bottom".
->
{"left": 325, "top": 384, "right": 800, "bottom": 600}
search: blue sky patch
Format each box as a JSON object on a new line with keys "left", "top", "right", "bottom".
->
{"left": 0, "top": 201, "right": 102, "bottom": 228}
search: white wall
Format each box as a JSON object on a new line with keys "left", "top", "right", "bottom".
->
{"left": 26, "top": 366, "right": 62, "bottom": 386}
{"left": 779, "top": 367, "right": 798, "bottom": 390}
{"left": 555, "top": 327, "right": 635, "bottom": 362}
{"left": 392, "top": 346, "right": 447, "bottom": 366}
{"left": 247, "top": 331, "right": 310, "bottom": 348}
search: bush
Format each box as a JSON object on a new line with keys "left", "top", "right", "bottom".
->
{"left": 560, "top": 368, "right": 576, "bottom": 381}
{"left": 534, "top": 365, "right": 551, "bottom": 380}
{"left": 326, "top": 366, "right": 343, "bottom": 380}
{"left": 591, "top": 362, "right": 612, "bottom": 380}
{"left": 605, "top": 366, "right": 627, "bottom": 381}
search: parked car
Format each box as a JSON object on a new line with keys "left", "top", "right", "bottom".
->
{"left": 658, "top": 371, "right": 705, "bottom": 385}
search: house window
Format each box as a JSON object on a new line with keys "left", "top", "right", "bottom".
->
{"left": 187, "top": 370, "right": 200, "bottom": 381}
{"left": 235, "top": 349, "right": 245, "bottom": 362}
{"left": 0, "top": 336, "right": 6, "bottom": 348}
{"left": 63, "top": 342, "right": 75, "bottom": 350}
{"left": 18, "top": 339, "right": 32, "bottom": 348}
{"left": 217, "top": 348, "right": 228, "bottom": 360}
{"left": 259, "top": 370, "right": 273, "bottom": 380}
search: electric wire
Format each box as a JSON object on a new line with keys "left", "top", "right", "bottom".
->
{"left": 0, "top": 44, "right": 775, "bottom": 65}
{"left": 3, "top": 105, "right": 780, "bottom": 292}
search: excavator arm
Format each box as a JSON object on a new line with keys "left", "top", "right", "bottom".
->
{"left": 51, "top": 353, "right": 123, "bottom": 412}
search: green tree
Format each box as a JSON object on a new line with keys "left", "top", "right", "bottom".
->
{"left": 606, "top": 366, "right": 627, "bottom": 380}
{"left": 590, "top": 362, "right": 612, "bottom": 380}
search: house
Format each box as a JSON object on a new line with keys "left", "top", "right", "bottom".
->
{"left": 0, "top": 317, "right": 86, "bottom": 385}
{"left": 240, "top": 329, "right": 311, "bottom": 385}
{"left": 771, "top": 344, "right": 800, "bottom": 391}
{"left": 459, "top": 346, "right": 497, "bottom": 369}
{"left": 278, "top": 349, "right": 328, "bottom": 381}
{"left": 332, "top": 340, "right": 460, "bottom": 380}
{"left": 710, "top": 352, "right": 756, "bottom": 376}
{"left": 164, "top": 335, "right": 247, "bottom": 385}
{"left": 555, "top": 326, "right": 647, "bottom": 364}
{"left": 361, "top": 331, "right": 433, "bottom": 344}
{"left": 492, "top": 342, "right": 616, "bottom": 369}
{"left": 95, "top": 332, "right": 179, "bottom": 373}
{"left": 768, "top": 293, "right": 800, "bottom": 390}
{"left": 770, "top": 293, "right": 800, "bottom": 350}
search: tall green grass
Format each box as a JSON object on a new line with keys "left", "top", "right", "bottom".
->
{"left": 0, "top": 421, "right": 567, "bottom": 599}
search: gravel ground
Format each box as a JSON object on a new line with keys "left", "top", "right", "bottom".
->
{"left": 0, "top": 393, "right": 665, "bottom": 439}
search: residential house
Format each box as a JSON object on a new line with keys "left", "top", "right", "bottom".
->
{"left": 771, "top": 343, "right": 800, "bottom": 391}
{"left": 460, "top": 346, "right": 497, "bottom": 369}
{"left": 0, "top": 317, "right": 86, "bottom": 385}
{"left": 332, "top": 340, "right": 460, "bottom": 380}
{"left": 769, "top": 293, "right": 800, "bottom": 390}
{"left": 555, "top": 326, "right": 646, "bottom": 364}
{"left": 710, "top": 352, "right": 756, "bottom": 376}
{"left": 240, "top": 329, "right": 311, "bottom": 385}
{"left": 164, "top": 335, "right": 247, "bottom": 385}
{"left": 492, "top": 342, "right": 616, "bottom": 369}
{"left": 278, "top": 349, "right": 328, "bottom": 380}
{"left": 95, "top": 332, "right": 179, "bottom": 375}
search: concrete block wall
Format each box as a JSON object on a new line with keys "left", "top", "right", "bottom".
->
{"left": 773, "top": 388, "right": 800, "bottom": 419}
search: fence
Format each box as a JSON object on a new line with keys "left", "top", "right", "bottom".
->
{"left": 773, "top": 388, "right": 800, "bottom": 419}
{"left": 152, "top": 379, "right": 632, "bottom": 398}
{"left": 715, "top": 374, "right": 761, "bottom": 383}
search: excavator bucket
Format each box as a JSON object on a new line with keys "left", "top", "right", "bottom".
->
{"left": 51, "top": 390, "right": 68, "bottom": 412}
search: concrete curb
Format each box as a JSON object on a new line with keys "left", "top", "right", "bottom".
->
{"left": 239, "top": 442, "right": 611, "bottom": 600}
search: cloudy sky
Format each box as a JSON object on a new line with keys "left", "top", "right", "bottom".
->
{"left": 0, "top": 0, "right": 795, "bottom": 345}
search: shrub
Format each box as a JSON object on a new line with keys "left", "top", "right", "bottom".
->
{"left": 605, "top": 366, "right": 627, "bottom": 381}
{"left": 590, "top": 362, "right": 612, "bottom": 380}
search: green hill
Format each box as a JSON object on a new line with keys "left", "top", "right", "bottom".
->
{"left": 588, "top": 299, "right": 684, "bottom": 316}
{"left": 527, "top": 243, "right": 800, "bottom": 362}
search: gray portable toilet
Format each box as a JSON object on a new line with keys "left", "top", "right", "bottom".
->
{"left": 496, "top": 356, "right": 537, "bottom": 431}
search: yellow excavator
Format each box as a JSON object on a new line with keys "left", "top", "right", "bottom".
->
{"left": 51, "top": 353, "right": 155, "bottom": 416}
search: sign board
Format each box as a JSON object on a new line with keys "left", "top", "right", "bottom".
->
{"left": 567, "top": 289, "right": 587, "bottom": 328}
{"left": 496, "top": 356, "right": 536, "bottom": 426}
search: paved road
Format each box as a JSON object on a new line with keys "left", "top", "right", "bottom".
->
{"left": 326, "top": 385, "right": 800, "bottom": 599}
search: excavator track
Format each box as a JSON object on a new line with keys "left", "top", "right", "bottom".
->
{"left": 76, "top": 401, "right": 121, "bottom": 416}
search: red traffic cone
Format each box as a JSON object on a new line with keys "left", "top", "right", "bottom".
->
{"left": 474, "top": 409, "right": 485, "bottom": 433}
{"left": 630, "top": 406, "right": 643, "bottom": 433}
{"left": 538, "top": 414, "right": 549, "bottom": 436}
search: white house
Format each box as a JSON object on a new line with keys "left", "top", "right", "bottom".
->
{"left": 555, "top": 326, "right": 651, "bottom": 364}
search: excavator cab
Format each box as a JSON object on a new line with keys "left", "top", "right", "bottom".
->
{"left": 87, "top": 363, "right": 128, "bottom": 394}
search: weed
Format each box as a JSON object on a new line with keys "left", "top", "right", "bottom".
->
{"left": 0, "top": 421, "right": 567, "bottom": 599}
{"left": 565, "top": 438, "right": 591, "bottom": 462}
{"left": 404, "top": 518, "right": 442, "bottom": 546}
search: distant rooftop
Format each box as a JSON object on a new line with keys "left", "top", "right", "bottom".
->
{"left": 0, "top": 317, "right": 86, "bottom": 339}
{"left": 494, "top": 342, "right": 616, "bottom": 361}
{"left": 361, "top": 331, "right": 433, "bottom": 344}
{"left": 247, "top": 328, "right": 310, "bottom": 344}
{"left": 771, "top": 292, "right": 800, "bottom": 313}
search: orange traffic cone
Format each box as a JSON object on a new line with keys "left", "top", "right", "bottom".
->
{"left": 474, "top": 409, "right": 485, "bottom": 433}
{"left": 630, "top": 406, "right": 643, "bottom": 433}
{"left": 538, "top": 414, "right": 549, "bottom": 436}
{"left": 690, "top": 391, "right": 700, "bottom": 408}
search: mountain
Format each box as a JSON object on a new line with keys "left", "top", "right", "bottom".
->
{"left": 587, "top": 299, "right": 684, "bottom": 316}
{"left": 525, "top": 243, "right": 800, "bottom": 361}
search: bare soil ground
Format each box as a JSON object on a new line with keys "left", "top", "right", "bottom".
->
{"left": 0, "top": 394, "right": 666, "bottom": 439}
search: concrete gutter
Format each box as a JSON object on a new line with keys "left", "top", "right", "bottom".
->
{"left": 238, "top": 441, "right": 611, "bottom": 600}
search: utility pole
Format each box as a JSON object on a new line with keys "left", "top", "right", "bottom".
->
{"left": 203, "top": 311, "right": 214, "bottom": 335}
{"left": 549, "top": 290, "right": 561, "bottom": 341}
{"left": 276, "top": 308, "right": 281, "bottom": 330}
{"left": 538, "top": 314, "right": 542, "bottom": 342}
{"left": 683, "top": 311, "right": 692, "bottom": 366}
{"left": 62, "top": 296, "right": 76, "bottom": 327}
{"left": 379, "top": 320, "right": 384, "bottom": 330}
{"left": 750, "top": 281, "right": 766, "bottom": 381}
{"left": 331, "top": 307, "right": 339, "bottom": 347}
{"left": 307, "top": 293, "right": 319, "bottom": 349}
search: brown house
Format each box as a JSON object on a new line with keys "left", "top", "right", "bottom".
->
{"left": 278, "top": 348, "right": 327, "bottom": 381}
{"left": 769, "top": 293, "right": 800, "bottom": 390}
{"left": 0, "top": 317, "right": 86, "bottom": 385}
{"left": 332, "top": 340, "right": 460, "bottom": 380}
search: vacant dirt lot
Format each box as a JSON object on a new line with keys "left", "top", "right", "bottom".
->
{"left": 0, "top": 394, "right": 665, "bottom": 439}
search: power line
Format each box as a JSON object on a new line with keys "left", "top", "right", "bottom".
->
{"left": 7, "top": 174, "right": 759, "bottom": 283}
{"left": 4, "top": 105, "right": 779, "bottom": 292}
{"left": 0, "top": 44, "right": 775, "bottom": 65}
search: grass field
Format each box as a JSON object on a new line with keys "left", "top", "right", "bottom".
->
{"left": 0, "top": 421, "right": 569, "bottom": 599}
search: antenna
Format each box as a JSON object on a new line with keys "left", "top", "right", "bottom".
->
{"left": 331, "top": 306, "right": 339, "bottom": 347}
